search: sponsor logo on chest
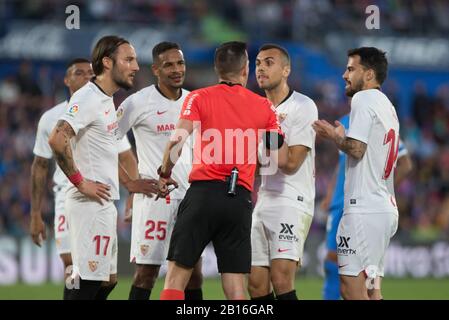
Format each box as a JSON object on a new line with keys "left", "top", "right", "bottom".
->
{"left": 156, "top": 123, "right": 176, "bottom": 133}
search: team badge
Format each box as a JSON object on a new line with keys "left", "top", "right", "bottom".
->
{"left": 278, "top": 113, "right": 287, "bottom": 122}
{"left": 116, "top": 106, "right": 124, "bottom": 119}
{"left": 140, "top": 244, "right": 149, "bottom": 256}
{"left": 88, "top": 260, "right": 98, "bottom": 272}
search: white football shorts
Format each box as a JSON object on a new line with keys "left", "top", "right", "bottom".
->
{"left": 130, "top": 193, "right": 181, "bottom": 265}
{"left": 336, "top": 212, "right": 398, "bottom": 278}
{"left": 65, "top": 189, "right": 118, "bottom": 282}
{"left": 251, "top": 202, "right": 313, "bottom": 266}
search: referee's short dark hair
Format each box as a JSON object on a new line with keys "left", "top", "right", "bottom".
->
{"left": 91, "top": 35, "right": 129, "bottom": 76}
{"left": 259, "top": 44, "right": 290, "bottom": 65}
{"left": 348, "top": 47, "right": 388, "bottom": 85}
{"left": 214, "top": 41, "right": 247, "bottom": 77}
{"left": 152, "top": 42, "right": 181, "bottom": 63}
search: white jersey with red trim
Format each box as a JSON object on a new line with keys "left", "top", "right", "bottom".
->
{"left": 60, "top": 81, "right": 122, "bottom": 200}
{"left": 344, "top": 89, "right": 400, "bottom": 214}
{"left": 116, "top": 85, "right": 191, "bottom": 199}
{"left": 258, "top": 91, "right": 317, "bottom": 216}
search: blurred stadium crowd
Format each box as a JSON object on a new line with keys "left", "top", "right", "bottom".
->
{"left": 1, "top": 0, "right": 449, "bottom": 41}
{"left": 0, "top": 0, "right": 449, "bottom": 243}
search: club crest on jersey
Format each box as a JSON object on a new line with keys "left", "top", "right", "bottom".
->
{"left": 88, "top": 260, "right": 98, "bottom": 272}
{"left": 116, "top": 106, "right": 124, "bottom": 119}
{"left": 68, "top": 104, "right": 79, "bottom": 115}
{"left": 278, "top": 113, "right": 287, "bottom": 122}
{"left": 140, "top": 244, "right": 149, "bottom": 256}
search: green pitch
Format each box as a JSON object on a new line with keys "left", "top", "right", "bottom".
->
{"left": 0, "top": 277, "right": 448, "bottom": 300}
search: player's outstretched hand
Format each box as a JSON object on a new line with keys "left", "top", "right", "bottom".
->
{"left": 125, "top": 178, "right": 159, "bottom": 197}
{"left": 124, "top": 193, "right": 134, "bottom": 223}
{"left": 77, "top": 179, "right": 111, "bottom": 205}
{"left": 30, "top": 215, "right": 46, "bottom": 247}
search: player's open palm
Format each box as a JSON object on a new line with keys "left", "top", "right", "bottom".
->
{"left": 30, "top": 215, "right": 46, "bottom": 247}
{"left": 77, "top": 179, "right": 111, "bottom": 204}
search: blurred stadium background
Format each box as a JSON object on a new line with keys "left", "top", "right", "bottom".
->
{"left": 0, "top": 0, "right": 449, "bottom": 299}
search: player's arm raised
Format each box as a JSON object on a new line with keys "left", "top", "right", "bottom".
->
{"left": 30, "top": 156, "right": 50, "bottom": 246}
{"left": 313, "top": 119, "right": 367, "bottom": 160}
{"left": 48, "top": 120, "right": 111, "bottom": 204}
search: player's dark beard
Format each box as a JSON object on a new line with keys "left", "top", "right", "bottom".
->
{"left": 112, "top": 66, "right": 133, "bottom": 91}
{"left": 345, "top": 79, "right": 364, "bottom": 97}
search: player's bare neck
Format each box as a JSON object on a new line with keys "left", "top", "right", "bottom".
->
{"left": 362, "top": 81, "right": 381, "bottom": 92}
{"left": 93, "top": 75, "right": 119, "bottom": 97}
{"left": 156, "top": 83, "right": 182, "bottom": 101}
{"left": 266, "top": 82, "right": 290, "bottom": 108}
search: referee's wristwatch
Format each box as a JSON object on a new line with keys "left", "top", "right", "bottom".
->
{"left": 157, "top": 166, "right": 171, "bottom": 179}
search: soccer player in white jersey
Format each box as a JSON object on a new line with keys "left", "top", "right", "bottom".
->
{"left": 313, "top": 47, "right": 400, "bottom": 300}
{"left": 248, "top": 44, "right": 317, "bottom": 300}
{"left": 30, "top": 58, "right": 93, "bottom": 299}
{"left": 30, "top": 58, "right": 143, "bottom": 300}
{"left": 48, "top": 36, "right": 140, "bottom": 300}
{"left": 116, "top": 42, "right": 203, "bottom": 300}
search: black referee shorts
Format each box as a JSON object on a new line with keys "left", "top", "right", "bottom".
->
{"left": 167, "top": 180, "right": 253, "bottom": 273}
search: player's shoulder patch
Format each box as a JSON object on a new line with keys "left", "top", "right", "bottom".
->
{"left": 68, "top": 104, "right": 79, "bottom": 115}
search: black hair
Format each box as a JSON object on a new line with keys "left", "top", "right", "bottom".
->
{"left": 347, "top": 47, "right": 388, "bottom": 85}
{"left": 259, "top": 43, "right": 290, "bottom": 65}
{"left": 152, "top": 42, "right": 181, "bottom": 63}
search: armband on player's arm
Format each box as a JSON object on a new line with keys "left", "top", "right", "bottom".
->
{"left": 264, "top": 132, "right": 285, "bottom": 150}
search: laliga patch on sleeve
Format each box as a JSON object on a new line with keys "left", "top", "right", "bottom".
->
{"left": 68, "top": 104, "right": 79, "bottom": 116}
